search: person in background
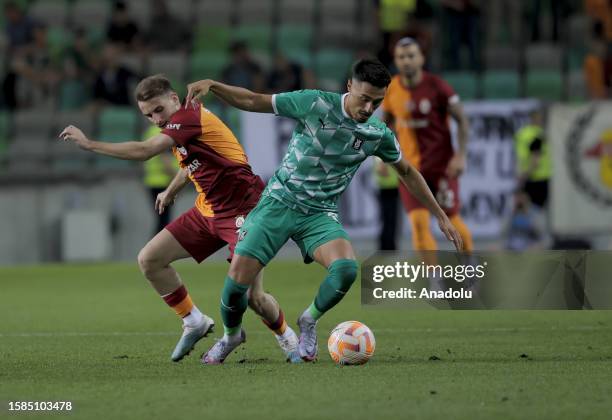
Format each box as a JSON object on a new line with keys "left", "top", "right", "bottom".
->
{"left": 266, "top": 52, "right": 316, "bottom": 93}
{"left": 374, "top": 157, "right": 400, "bottom": 251}
{"left": 106, "top": 1, "right": 141, "bottom": 50}
{"left": 221, "top": 41, "right": 265, "bottom": 92}
{"left": 142, "top": 124, "right": 180, "bottom": 235}
{"left": 93, "top": 43, "right": 137, "bottom": 107}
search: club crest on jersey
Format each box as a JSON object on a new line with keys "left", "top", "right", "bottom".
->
{"left": 166, "top": 123, "right": 181, "bottom": 130}
{"left": 235, "top": 215, "right": 245, "bottom": 228}
{"left": 352, "top": 137, "right": 364, "bottom": 150}
{"left": 177, "top": 146, "right": 187, "bottom": 156}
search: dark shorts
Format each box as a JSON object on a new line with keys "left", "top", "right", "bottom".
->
{"left": 165, "top": 207, "right": 251, "bottom": 263}
{"left": 399, "top": 174, "right": 460, "bottom": 216}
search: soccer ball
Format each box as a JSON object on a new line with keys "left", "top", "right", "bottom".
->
{"left": 328, "top": 321, "right": 376, "bottom": 365}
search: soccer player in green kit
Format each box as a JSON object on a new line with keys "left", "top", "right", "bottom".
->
{"left": 185, "top": 59, "right": 463, "bottom": 364}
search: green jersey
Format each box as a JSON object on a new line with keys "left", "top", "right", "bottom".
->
{"left": 266, "top": 89, "right": 402, "bottom": 213}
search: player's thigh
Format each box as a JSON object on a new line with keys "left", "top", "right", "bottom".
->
{"left": 164, "top": 207, "right": 226, "bottom": 263}
{"left": 139, "top": 228, "right": 192, "bottom": 267}
{"left": 293, "top": 211, "right": 354, "bottom": 267}
{"left": 312, "top": 238, "right": 356, "bottom": 269}
{"left": 234, "top": 195, "right": 295, "bottom": 266}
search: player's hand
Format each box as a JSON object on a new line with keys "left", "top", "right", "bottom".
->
{"left": 445, "top": 153, "right": 466, "bottom": 178}
{"left": 437, "top": 215, "right": 463, "bottom": 251}
{"left": 59, "top": 125, "right": 92, "bottom": 150}
{"left": 155, "top": 189, "right": 176, "bottom": 215}
{"left": 185, "top": 79, "right": 213, "bottom": 108}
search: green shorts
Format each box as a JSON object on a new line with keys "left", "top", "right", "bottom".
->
{"left": 234, "top": 195, "right": 349, "bottom": 266}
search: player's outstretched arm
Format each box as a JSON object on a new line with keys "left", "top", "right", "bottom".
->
{"left": 59, "top": 125, "right": 174, "bottom": 161}
{"left": 185, "top": 79, "right": 273, "bottom": 113}
{"left": 446, "top": 102, "right": 469, "bottom": 178}
{"left": 155, "top": 168, "right": 189, "bottom": 215}
{"left": 392, "top": 158, "right": 464, "bottom": 251}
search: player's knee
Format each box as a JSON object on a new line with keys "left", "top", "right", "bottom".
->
{"left": 137, "top": 248, "right": 161, "bottom": 277}
{"left": 246, "top": 288, "right": 264, "bottom": 313}
{"left": 328, "top": 259, "right": 359, "bottom": 292}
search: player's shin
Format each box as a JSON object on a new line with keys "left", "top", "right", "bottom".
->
{"left": 305, "top": 259, "right": 359, "bottom": 321}
{"left": 220, "top": 276, "right": 249, "bottom": 339}
{"left": 449, "top": 214, "right": 473, "bottom": 252}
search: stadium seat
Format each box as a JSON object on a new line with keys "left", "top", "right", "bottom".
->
{"left": 233, "top": 24, "right": 272, "bottom": 54}
{"left": 442, "top": 71, "right": 479, "bottom": 100}
{"left": 482, "top": 71, "right": 520, "bottom": 99}
{"left": 484, "top": 45, "right": 520, "bottom": 71}
{"left": 277, "top": 25, "right": 313, "bottom": 53}
{"left": 96, "top": 107, "right": 139, "bottom": 169}
{"left": 525, "top": 70, "right": 563, "bottom": 101}
{"left": 526, "top": 43, "right": 563, "bottom": 71}
{"left": 47, "top": 27, "right": 72, "bottom": 59}
{"left": 568, "top": 70, "right": 587, "bottom": 102}
{"left": 195, "top": 0, "right": 233, "bottom": 25}
{"left": 126, "top": 0, "right": 152, "bottom": 32}
{"left": 189, "top": 52, "right": 228, "bottom": 81}
{"left": 0, "top": 111, "right": 9, "bottom": 159}
{"left": 314, "top": 48, "right": 353, "bottom": 87}
{"left": 236, "top": 0, "right": 273, "bottom": 24}
{"left": 13, "top": 110, "right": 54, "bottom": 139}
{"left": 29, "top": 0, "right": 69, "bottom": 27}
{"left": 97, "top": 107, "right": 138, "bottom": 142}
{"left": 119, "top": 53, "right": 145, "bottom": 75}
{"left": 193, "top": 25, "right": 232, "bottom": 53}
{"left": 282, "top": 47, "right": 313, "bottom": 69}
{"left": 71, "top": 0, "right": 111, "bottom": 33}
{"left": 149, "top": 52, "right": 187, "bottom": 85}
{"left": 58, "top": 80, "right": 91, "bottom": 110}
{"left": 279, "top": 0, "right": 315, "bottom": 24}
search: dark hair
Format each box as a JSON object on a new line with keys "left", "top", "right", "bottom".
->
{"left": 351, "top": 58, "right": 391, "bottom": 88}
{"left": 135, "top": 74, "right": 174, "bottom": 102}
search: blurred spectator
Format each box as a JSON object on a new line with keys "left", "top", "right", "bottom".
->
{"left": 221, "top": 41, "right": 265, "bottom": 91}
{"left": 484, "top": 0, "right": 521, "bottom": 45}
{"left": 375, "top": 0, "right": 435, "bottom": 69}
{"left": 6, "top": 23, "right": 61, "bottom": 109}
{"left": 373, "top": 157, "right": 400, "bottom": 251}
{"left": 147, "top": 0, "right": 191, "bottom": 51}
{"left": 141, "top": 125, "right": 178, "bottom": 236}
{"left": 515, "top": 108, "right": 550, "bottom": 209}
{"left": 441, "top": 0, "right": 481, "bottom": 71}
{"left": 527, "top": 0, "right": 572, "bottom": 42}
{"left": 266, "top": 53, "right": 315, "bottom": 92}
{"left": 59, "top": 30, "right": 96, "bottom": 110}
{"left": 93, "top": 43, "right": 137, "bottom": 106}
{"left": 584, "top": 0, "right": 612, "bottom": 40}
{"left": 3, "top": 1, "right": 35, "bottom": 52}
{"left": 106, "top": 1, "right": 140, "bottom": 49}
{"left": 584, "top": 22, "right": 612, "bottom": 98}
{"left": 505, "top": 190, "right": 544, "bottom": 251}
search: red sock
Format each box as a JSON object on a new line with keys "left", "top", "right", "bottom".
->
{"left": 262, "top": 308, "right": 287, "bottom": 335}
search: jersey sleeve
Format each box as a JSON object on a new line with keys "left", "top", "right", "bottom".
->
{"left": 375, "top": 126, "right": 402, "bottom": 163}
{"left": 161, "top": 105, "right": 202, "bottom": 146}
{"left": 271, "top": 89, "right": 321, "bottom": 120}
{"left": 437, "top": 76, "right": 460, "bottom": 106}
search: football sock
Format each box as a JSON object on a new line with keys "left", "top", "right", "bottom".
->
{"left": 409, "top": 209, "right": 437, "bottom": 251}
{"left": 310, "top": 259, "right": 358, "bottom": 319}
{"left": 220, "top": 276, "right": 248, "bottom": 336}
{"left": 162, "top": 285, "right": 203, "bottom": 326}
{"left": 449, "top": 214, "right": 473, "bottom": 252}
{"left": 262, "top": 308, "right": 287, "bottom": 335}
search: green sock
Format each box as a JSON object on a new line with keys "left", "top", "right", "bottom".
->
{"left": 220, "top": 276, "right": 249, "bottom": 334}
{"left": 312, "top": 259, "right": 358, "bottom": 318}
{"left": 307, "top": 301, "right": 323, "bottom": 320}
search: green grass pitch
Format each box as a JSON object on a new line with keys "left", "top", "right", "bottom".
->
{"left": 1, "top": 261, "right": 611, "bottom": 419}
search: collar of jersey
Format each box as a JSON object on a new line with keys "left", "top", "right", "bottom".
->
{"left": 340, "top": 93, "right": 350, "bottom": 119}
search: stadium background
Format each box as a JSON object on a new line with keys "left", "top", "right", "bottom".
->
{"left": 0, "top": 0, "right": 610, "bottom": 264}
{"left": 1, "top": 1, "right": 612, "bottom": 419}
